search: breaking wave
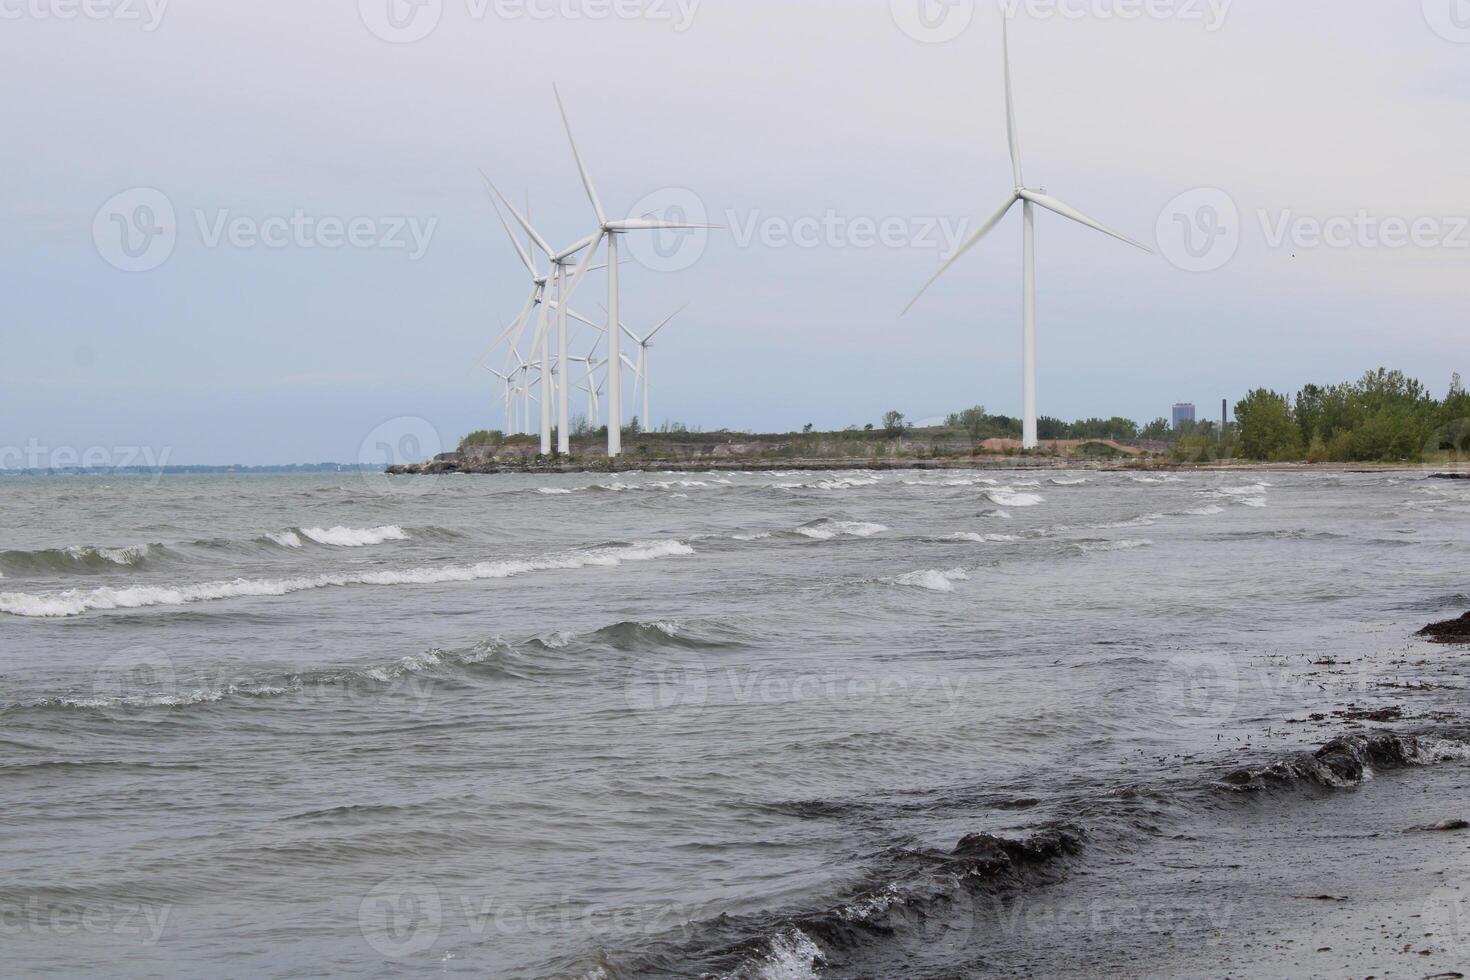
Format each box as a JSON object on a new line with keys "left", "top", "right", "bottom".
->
{"left": 892, "top": 569, "right": 970, "bottom": 593}
{"left": 0, "top": 540, "right": 695, "bottom": 619}
{"left": 983, "top": 489, "right": 1044, "bottom": 507}
{"left": 298, "top": 525, "right": 410, "bottom": 548}
{"left": 794, "top": 520, "right": 888, "bottom": 541}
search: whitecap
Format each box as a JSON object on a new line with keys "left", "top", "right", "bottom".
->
{"left": 300, "top": 525, "right": 410, "bottom": 548}
{"left": 795, "top": 521, "right": 888, "bottom": 540}
{"left": 0, "top": 540, "right": 696, "bottom": 619}
{"left": 984, "top": 489, "right": 1044, "bottom": 507}
{"left": 893, "top": 568, "right": 970, "bottom": 593}
{"left": 1074, "top": 539, "right": 1153, "bottom": 554}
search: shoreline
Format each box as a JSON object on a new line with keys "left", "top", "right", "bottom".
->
{"left": 387, "top": 457, "right": 1470, "bottom": 477}
{"left": 385, "top": 458, "right": 1464, "bottom": 476}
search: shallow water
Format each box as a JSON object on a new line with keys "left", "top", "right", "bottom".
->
{"left": 2, "top": 468, "right": 1467, "bottom": 977}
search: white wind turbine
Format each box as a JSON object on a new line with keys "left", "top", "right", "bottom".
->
{"left": 554, "top": 84, "right": 720, "bottom": 457}
{"left": 903, "top": 18, "right": 1151, "bottom": 450}
{"left": 481, "top": 179, "right": 601, "bottom": 454}
{"left": 614, "top": 305, "right": 686, "bottom": 430}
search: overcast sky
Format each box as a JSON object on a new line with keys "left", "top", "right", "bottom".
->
{"left": 2, "top": 0, "right": 1467, "bottom": 465}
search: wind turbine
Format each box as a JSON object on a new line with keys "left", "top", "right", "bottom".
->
{"left": 481, "top": 178, "right": 601, "bottom": 454}
{"left": 553, "top": 84, "right": 720, "bottom": 457}
{"left": 903, "top": 18, "right": 1151, "bottom": 450}
{"left": 613, "top": 305, "right": 686, "bottom": 430}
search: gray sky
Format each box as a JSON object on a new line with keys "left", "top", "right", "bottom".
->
{"left": 3, "top": 0, "right": 1467, "bottom": 465}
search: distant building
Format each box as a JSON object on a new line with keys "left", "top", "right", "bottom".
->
{"left": 1172, "top": 403, "right": 1196, "bottom": 430}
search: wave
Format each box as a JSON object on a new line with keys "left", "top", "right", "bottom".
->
{"left": 298, "top": 525, "right": 410, "bottom": 548}
{"left": 983, "top": 489, "right": 1044, "bottom": 507}
{"left": 11, "top": 617, "right": 746, "bottom": 716}
{"left": 0, "top": 543, "right": 160, "bottom": 576}
{"left": 945, "top": 533, "right": 1020, "bottom": 544}
{"left": 1198, "top": 483, "right": 1270, "bottom": 508}
{"left": 892, "top": 569, "right": 970, "bottom": 593}
{"left": 0, "top": 525, "right": 421, "bottom": 576}
{"left": 0, "top": 540, "right": 695, "bottom": 619}
{"left": 622, "top": 728, "right": 1470, "bottom": 980}
{"left": 1072, "top": 539, "right": 1153, "bottom": 555}
{"left": 793, "top": 520, "right": 888, "bottom": 541}
{"left": 1049, "top": 477, "right": 1088, "bottom": 486}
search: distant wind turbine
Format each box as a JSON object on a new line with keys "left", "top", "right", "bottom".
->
{"left": 903, "top": 18, "right": 1151, "bottom": 450}
{"left": 554, "top": 84, "right": 720, "bottom": 457}
{"left": 613, "top": 305, "right": 687, "bottom": 430}
{"left": 480, "top": 179, "right": 601, "bottom": 453}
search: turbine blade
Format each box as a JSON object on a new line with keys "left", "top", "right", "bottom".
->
{"left": 902, "top": 194, "right": 1019, "bottom": 315}
{"left": 562, "top": 307, "right": 601, "bottom": 331}
{"left": 482, "top": 185, "right": 536, "bottom": 276}
{"left": 553, "top": 84, "right": 607, "bottom": 227}
{"left": 620, "top": 353, "right": 640, "bottom": 376}
{"left": 644, "top": 304, "right": 687, "bottom": 342}
{"left": 607, "top": 218, "right": 722, "bottom": 232}
{"left": 1022, "top": 191, "right": 1153, "bottom": 252}
{"left": 1004, "top": 18, "right": 1023, "bottom": 189}
{"left": 564, "top": 230, "right": 606, "bottom": 304}
{"left": 481, "top": 172, "right": 555, "bottom": 258}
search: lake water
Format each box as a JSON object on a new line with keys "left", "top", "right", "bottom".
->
{"left": 3, "top": 468, "right": 1468, "bottom": 977}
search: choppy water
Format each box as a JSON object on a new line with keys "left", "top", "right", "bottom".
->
{"left": 3, "top": 468, "right": 1469, "bottom": 977}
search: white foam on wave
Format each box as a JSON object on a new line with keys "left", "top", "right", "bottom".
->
{"left": 732, "top": 532, "right": 775, "bottom": 542}
{"left": 62, "top": 544, "right": 152, "bottom": 565}
{"left": 808, "top": 475, "right": 883, "bottom": 491}
{"left": 1181, "top": 505, "right": 1225, "bottom": 517}
{"left": 984, "top": 489, "right": 1044, "bottom": 507}
{"left": 795, "top": 521, "right": 888, "bottom": 540}
{"left": 537, "top": 488, "right": 575, "bottom": 495}
{"left": 300, "top": 525, "right": 410, "bottom": 548}
{"left": 1049, "top": 477, "right": 1089, "bottom": 486}
{"left": 0, "top": 540, "right": 695, "bottom": 619}
{"left": 947, "top": 532, "right": 1021, "bottom": 543}
{"left": 902, "top": 476, "right": 999, "bottom": 488}
{"left": 1075, "top": 539, "right": 1153, "bottom": 554}
{"left": 746, "top": 929, "right": 825, "bottom": 980}
{"left": 894, "top": 568, "right": 970, "bottom": 592}
{"left": 268, "top": 531, "right": 303, "bottom": 548}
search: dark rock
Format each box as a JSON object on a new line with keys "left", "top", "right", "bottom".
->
{"left": 1419, "top": 612, "right": 1470, "bottom": 644}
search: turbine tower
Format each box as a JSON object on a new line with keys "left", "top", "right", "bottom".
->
{"left": 904, "top": 18, "right": 1151, "bottom": 450}
{"left": 554, "top": 85, "right": 718, "bottom": 457}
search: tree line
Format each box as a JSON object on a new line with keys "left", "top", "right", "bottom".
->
{"left": 1234, "top": 369, "right": 1469, "bottom": 462}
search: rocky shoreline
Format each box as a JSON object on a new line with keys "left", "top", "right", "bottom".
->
{"left": 387, "top": 455, "right": 1470, "bottom": 477}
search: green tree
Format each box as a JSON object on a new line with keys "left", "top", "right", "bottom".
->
{"left": 882, "top": 411, "right": 908, "bottom": 438}
{"left": 1235, "top": 389, "right": 1301, "bottom": 461}
{"left": 946, "top": 406, "right": 989, "bottom": 443}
